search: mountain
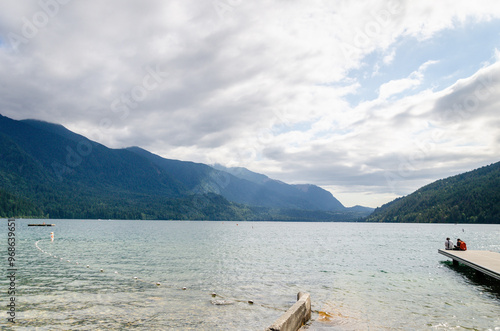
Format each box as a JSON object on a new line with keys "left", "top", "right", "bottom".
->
{"left": 365, "top": 161, "right": 500, "bottom": 223}
{"left": 0, "top": 115, "right": 187, "bottom": 195}
{"left": 0, "top": 114, "right": 205, "bottom": 219}
{"left": 0, "top": 114, "right": 368, "bottom": 220}
{"left": 126, "top": 147, "right": 298, "bottom": 209}
{"left": 211, "top": 164, "right": 345, "bottom": 211}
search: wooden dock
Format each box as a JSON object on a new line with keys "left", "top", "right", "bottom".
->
{"left": 438, "top": 249, "right": 500, "bottom": 281}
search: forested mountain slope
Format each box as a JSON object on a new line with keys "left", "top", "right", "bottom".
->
{"left": 0, "top": 114, "right": 368, "bottom": 220}
{"left": 365, "top": 162, "right": 500, "bottom": 223}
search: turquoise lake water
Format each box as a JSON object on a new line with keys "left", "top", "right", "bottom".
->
{"left": 1, "top": 219, "right": 500, "bottom": 330}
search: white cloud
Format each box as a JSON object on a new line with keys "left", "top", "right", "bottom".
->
{"left": 378, "top": 77, "right": 421, "bottom": 100}
{"left": 383, "top": 49, "right": 396, "bottom": 65}
{"left": 378, "top": 59, "right": 439, "bottom": 100}
{"left": 1, "top": 0, "right": 500, "bottom": 208}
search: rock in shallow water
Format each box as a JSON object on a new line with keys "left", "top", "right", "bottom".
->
{"left": 210, "top": 300, "right": 234, "bottom": 306}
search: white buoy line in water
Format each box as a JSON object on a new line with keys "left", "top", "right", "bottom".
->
{"left": 34, "top": 239, "right": 281, "bottom": 311}
{"left": 35, "top": 239, "right": 164, "bottom": 286}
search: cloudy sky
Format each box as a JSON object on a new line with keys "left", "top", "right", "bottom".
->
{"left": 1, "top": 1, "right": 499, "bottom": 208}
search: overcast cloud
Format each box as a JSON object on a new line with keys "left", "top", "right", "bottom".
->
{"left": 1, "top": 0, "right": 499, "bottom": 207}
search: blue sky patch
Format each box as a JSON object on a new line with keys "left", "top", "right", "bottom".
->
{"left": 344, "top": 19, "right": 500, "bottom": 106}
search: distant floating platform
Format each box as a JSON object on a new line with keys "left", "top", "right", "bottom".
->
{"left": 28, "top": 224, "right": 55, "bottom": 226}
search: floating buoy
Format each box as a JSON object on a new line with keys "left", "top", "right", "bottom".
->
{"left": 50, "top": 232, "right": 54, "bottom": 241}
{"left": 100, "top": 269, "right": 104, "bottom": 272}
{"left": 134, "top": 277, "right": 138, "bottom": 280}
{"left": 76, "top": 262, "right": 79, "bottom": 265}
{"left": 211, "top": 292, "right": 217, "bottom": 297}
{"left": 114, "top": 271, "right": 118, "bottom": 274}
{"left": 86, "top": 265, "right": 90, "bottom": 268}
{"left": 182, "top": 287, "right": 187, "bottom": 290}
{"left": 248, "top": 300, "right": 254, "bottom": 304}
{"left": 156, "top": 282, "right": 161, "bottom": 286}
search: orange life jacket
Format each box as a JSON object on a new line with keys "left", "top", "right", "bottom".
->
{"left": 459, "top": 241, "right": 467, "bottom": 251}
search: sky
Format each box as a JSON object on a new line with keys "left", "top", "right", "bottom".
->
{"left": 0, "top": 0, "right": 499, "bottom": 208}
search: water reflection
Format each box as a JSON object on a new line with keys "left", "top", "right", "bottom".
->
{"left": 441, "top": 260, "right": 500, "bottom": 301}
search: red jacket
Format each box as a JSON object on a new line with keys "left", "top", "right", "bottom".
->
{"left": 459, "top": 241, "right": 467, "bottom": 251}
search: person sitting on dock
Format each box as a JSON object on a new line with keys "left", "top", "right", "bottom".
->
{"left": 454, "top": 239, "right": 467, "bottom": 251}
{"left": 445, "top": 237, "right": 454, "bottom": 250}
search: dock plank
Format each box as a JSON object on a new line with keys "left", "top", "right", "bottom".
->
{"left": 438, "top": 249, "right": 500, "bottom": 280}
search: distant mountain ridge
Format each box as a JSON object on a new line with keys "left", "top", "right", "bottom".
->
{"left": 211, "top": 164, "right": 345, "bottom": 211}
{"left": 0, "top": 114, "right": 370, "bottom": 220}
{"left": 126, "top": 148, "right": 347, "bottom": 211}
{"left": 365, "top": 161, "right": 500, "bottom": 223}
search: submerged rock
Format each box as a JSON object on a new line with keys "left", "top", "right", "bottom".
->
{"left": 210, "top": 299, "right": 234, "bottom": 306}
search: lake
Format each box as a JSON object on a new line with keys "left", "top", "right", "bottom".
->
{"left": 1, "top": 219, "right": 500, "bottom": 330}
